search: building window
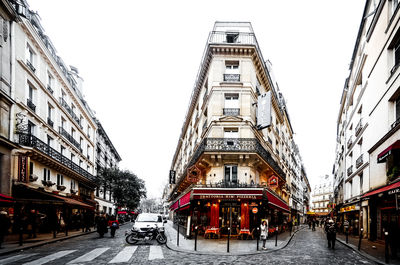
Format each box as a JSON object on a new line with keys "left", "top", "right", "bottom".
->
{"left": 61, "top": 145, "right": 65, "bottom": 156}
{"left": 71, "top": 179, "right": 76, "bottom": 191}
{"left": 71, "top": 153, "right": 75, "bottom": 162}
{"left": 224, "top": 128, "right": 238, "bottom": 139}
{"left": 224, "top": 165, "right": 238, "bottom": 184}
{"left": 47, "top": 72, "right": 53, "bottom": 92}
{"left": 225, "top": 61, "right": 239, "bottom": 74}
{"left": 47, "top": 135, "right": 53, "bottom": 147}
{"left": 226, "top": 32, "right": 239, "bottom": 43}
{"left": 27, "top": 121, "right": 35, "bottom": 136}
{"left": 43, "top": 168, "right": 50, "bottom": 181}
{"left": 57, "top": 174, "right": 63, "bottom": 186}
{"left": 61, "top": 117, "right": 66, "bottom": 129}
{"left": 396, "top": 98, "right": 400, "bottom": 121}
{"left": 26, "top": 45, "right": 35, "bottom": 72}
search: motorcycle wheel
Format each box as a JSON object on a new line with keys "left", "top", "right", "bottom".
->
{"left": 156, "top": 233, "right": 167, "bottom": 244}
{"left": 125, "top": 234, "right": 138, "bottom": 244}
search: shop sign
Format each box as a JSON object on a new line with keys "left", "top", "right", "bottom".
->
{"left": 388, "top": 188, "right": 400, "bottom": 195}
{"left": 252, "top": 207, "right": 258, "bottom": 214}
{"left": 339, "top": 205, "right": 359, "bottom": 213}
{"left": 249, "top": 202, "right": 258, "bottom": 207}
{"left": 197, "top": 195, "right": 259, "bottom": 200}
{"left": 187, "top": 165, "right": 200, "bottom": 183}
{"left": 18, "top": 155, "right": 28, "bottom": 182}
{"left": 268, "top": 175, "right": 278, "bottom": 189}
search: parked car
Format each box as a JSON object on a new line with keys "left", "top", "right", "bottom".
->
{"left": 132, "top": 213, "right": 166, "bottom": 232}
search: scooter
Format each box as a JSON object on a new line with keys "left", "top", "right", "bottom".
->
{"left": 125, "top": 224, "right": 167, "bottom": 244}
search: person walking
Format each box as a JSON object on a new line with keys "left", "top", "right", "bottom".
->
{"left": 312, "top": 219, "right": 316, "bottom": 231}
{"left": 325, "top": 219, "right": 337, "bottom": 249}
{"left": 108, "top": 215, "right": 119, "bottom": 238}
{"left": 96, "top": 212, "right": 108, "bottom": 238}
{"left": 0, "top": 211, "right": 10, "bottom": 248}
{"left": 260, "top": 220, "right": 269, "bottom": 250}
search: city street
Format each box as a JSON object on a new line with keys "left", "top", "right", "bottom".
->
{"left": 0, "top": 226, "right": 374, "bottom": 265}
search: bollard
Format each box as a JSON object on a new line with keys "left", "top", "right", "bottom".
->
{"left": 290, "top": 224, "right": 292, "bottom": 236}
{"left": 227, "top": 227, "right": 230, "bottom": 253}
{"left": 194, "top": 226, "right": 198, "bottom": 251}
{"left": 19, "top": 226, "right": 23, "bottom": 246}
{"left": 385, "top": 231, "right": 389, "bottom": 264}
{"left": 358, "top": 228, "right": 363, "bottom": 251}
{"left": 257, "top": 227, "right": 259, "bottom": 251}
{"left": 177, "top": 221, "right": 180, "bottom": 247}
{"left": 345, "top": 228, "right": 348, "bottom": 244}
{"left": 275, "top": 226, "right": 278, "bottom": 247}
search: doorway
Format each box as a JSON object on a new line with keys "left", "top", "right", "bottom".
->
{"left": 220, "top": 202, "right": 240, "bottom": 235}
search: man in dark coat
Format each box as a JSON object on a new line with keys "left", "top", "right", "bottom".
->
{"left": 96, "top": 213, "right": 108, "bottom": 238}
{"left": 325, "top": 219, "right": 337, "bottom": 249}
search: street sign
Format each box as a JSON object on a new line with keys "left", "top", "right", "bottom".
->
{"left": 252, "top": 207, "right": 258, "bottom": 214}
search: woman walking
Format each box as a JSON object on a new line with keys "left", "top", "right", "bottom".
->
{"left": 260, "top": 220, "right": 269, "bottom": 250}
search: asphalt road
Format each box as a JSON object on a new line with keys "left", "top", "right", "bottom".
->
{"left": 0, "top": 226, "right": 375, "bottom": 264}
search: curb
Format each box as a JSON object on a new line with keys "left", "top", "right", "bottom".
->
{"left": 336, "top": 238, "right": 385, "bottom": 265}
{"left": 165, "top": 226, "right": 305, "bottom": 256}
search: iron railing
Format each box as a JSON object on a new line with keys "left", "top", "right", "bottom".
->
{"left": 356, "top": 154, "right": 363, "bottom": 169}
{"left": 18, "top": 134, "right": 94, "bottom": 180}
{"left": 391, "top": 117, "right": 400, "bottom": 129}
{"left": 223, "top": 74, "right": 240, "bottom": 82}
{"left": 59, "top": 126, "right": 81, "bottom": 152}
{"left": 209, "top": 31, "right": 257, "bottom": 46}
{"left": 59, "top": 97, "right": 82, "bottom": 129}
{"left": 26, "top": 60, "right": 36, "bottom": 72}
{"left": 27, "top": 98, "right": 36, "bottom": 112}
{"left": 194, "top": 181, "right": 265, "bottom": 189}
{"left": 347, "top": 165, "right": 353, "bottom": 176}
{"left": 355, "top": 119, "right": 363, "bottom": 137}
{"left": 347, "top": 136, "right": 353, "bottom": 149}
{"left": 47, "top": 118, "right": 54, "bottom": 128}
{"left": 223, "top": 108, "right": 240, "bottom": 116}
{"left": 47, "top": 85, "right": 54, "bottom": 94}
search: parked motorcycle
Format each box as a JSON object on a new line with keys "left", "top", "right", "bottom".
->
{"left": 125, "top": 224, "right": 167, "bottom": 244}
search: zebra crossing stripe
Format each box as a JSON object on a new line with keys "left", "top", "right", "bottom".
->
{"left": 0, "top": 254, "right": 37, "bottom": 265}
{"left": 108, "top": 246, "right": 138, "bottom": 263}
{"left": 23, "top": 250, "right": 76, "bottom": 265}
{"left": 148, "top": 246, "right": 163, "bottom": 260}
{"left": 67, "top": 247, "right": 109, "bottom": 264}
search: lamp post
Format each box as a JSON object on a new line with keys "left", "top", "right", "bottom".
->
{"left": 385, "top": 231, "right": 389, "bottom": 264}
{"left": 275, "top": 226, "right": 278, "bottom": 247}
{"left": 227, "top": 227, "right": 231, "bottom": 253}
{"left": 177, "top": 200, "right": 180, "bottom": 247}
{"left": 358, "top": 228, "right": 363, "bottom": 250}
{"left": 194, "top": 226, "right": 198, "bottom": 251}
{"left": 256, "top": 227, "right": 260, "bottom": 251}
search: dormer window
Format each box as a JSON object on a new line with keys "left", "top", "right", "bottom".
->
{"left": 226, "top": 32, "right": 239, "bottom": 43}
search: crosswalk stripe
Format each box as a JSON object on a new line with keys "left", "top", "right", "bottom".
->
{"left": 148, "top": 246, "right": 163, "bottom": 260}
{"left": 67, "top": 247, "right": 109, "bottom": 264}
{"left": 23, "top": 250, "right": 76, "bottom": 265}
{"left": 108, "top": 246, "right": 138, "bottom": 263}
{"left": 0, "top": 254, "right": 37, "bottom": 265}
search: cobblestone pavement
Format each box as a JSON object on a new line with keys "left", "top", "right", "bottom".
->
{"left": 0, "top": 227, "right": 375, "bottom": 264}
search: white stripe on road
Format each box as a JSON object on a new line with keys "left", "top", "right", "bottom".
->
{"left": 148, "top": 246, "right": 163, "bottom": 260}
{"left": 67, "top": 247, "right": 109, "bottom": 264}
{"left": 0, "top": 254, "right": 37, "bottom": 265}
{"left": 23, "top": 250, "right": 76, "bottom": 265}
{"left": 108, "top": 246, "right": 138, "bottom": 263}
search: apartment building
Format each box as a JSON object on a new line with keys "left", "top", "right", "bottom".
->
{"left": 168, "top": 22, "right": 310, "bottom": 238}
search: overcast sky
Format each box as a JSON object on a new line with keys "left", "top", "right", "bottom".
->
{"left": 27, "top": 0, "right": 365, "bottom": 198}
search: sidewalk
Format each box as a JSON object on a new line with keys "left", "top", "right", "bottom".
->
{"left": 336, "top": 233, "right": 400, "bottom": 265}
{"left": 164, "top": 221, "right": 304, "bottom": 255}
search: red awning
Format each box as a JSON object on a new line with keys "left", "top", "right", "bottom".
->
{"left": 52, "top": 194, "right": 95, "bottom": 209}
{"left": 0, "top": 194, "right": 14, "bottom": 204}
{"left": 362, "top": 181, "right": 400, "bottom": 198}
{"left": 191, "top": 188, "right": 264, "bottom": 200}
{"left": 170, "top": 190, "right": 192, "bottom": 211}
{"left": 377, "top": 140, "right": 400, "bottom": 163}
{"left": 266, "top": 189, "right": 290, "bottom": 213}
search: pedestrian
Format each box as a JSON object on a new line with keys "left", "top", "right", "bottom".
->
{"left": 0, "top": 211, "right": 10, "bottom": 248}
{"left": 260, "top": 219, "right": 268, "bottom": 250}
{"left": 312, "top": 219, "right": 316, "bottom": 231}
{"left": 27, "top": 209, "right": 37, "bottom": 238}
{"left": 83, "top": 211, "right": 91, "bottom": 232}
{"left": 96, "top": 212, "right": 108, "bottom": 238}
{"left": 308, "top": 220, "right": 311, "bottom": 229}
{"left": 108, "top": 215, "right": 119, "bottom": 238}
{"left": 325, "top": 219, "right": 337, "bottom": 249}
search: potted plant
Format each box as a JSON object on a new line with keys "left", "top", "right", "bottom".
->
{"left": 29, "top": 175, "right": 38, "bottom": 182}
{"left": 387, "top": 166, "right": 400, "bottom": 182}
{"left": 46, "top": 180, "right": 55, "bottom": 187}
{"left": 57, "top": 185, "right": 66, "bottom": 191}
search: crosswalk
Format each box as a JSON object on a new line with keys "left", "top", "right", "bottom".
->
{"left": 0, "top": 245, "right": 165, "bottom": 265}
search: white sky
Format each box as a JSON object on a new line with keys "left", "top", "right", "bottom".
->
{"left": 27, "top": 0, "right": 365, "bottom": 198}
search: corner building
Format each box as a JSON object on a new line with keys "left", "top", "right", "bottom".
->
{"left": 168, "top": 22, "right": 308, "bottom": 238}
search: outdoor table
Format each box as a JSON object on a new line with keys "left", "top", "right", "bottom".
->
{"left": 204, "top": 227, "right": 220, "bottom": 239}
{"left": 238, "top": 228, "right": 251, "bottom": 240}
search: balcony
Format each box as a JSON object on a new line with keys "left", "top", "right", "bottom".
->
{"left": 47, "top": 118, "right": 54, "bottom": 128}
{"left": 391, "top": 117, "right": 400, "bottom": 130}
{"left": 47, "top": 85, "right": 54, "bottom": 94}
{"left": 26, "top": 60, "right": 36, "bottom": 72}
{"left": 267, "top": 136, "right": 273, "bottom": 145}
{"left": 223, "top": 74, "right": 240, "bottom": 82}
{"left": 202, "top": 120, "right": 207, "bottom": 130}
{"left": 209, "top": 31, "right": 258, "bottom": 46}
{"left": 59, "top": 97, "right": 82, "bottom": 129}
{"left": 347, "top": 136, "right": 353, "bottom": 149}
{"left": 356, "top": 154, "right": 363, "bottom": 169}
{"left": 18, "top": 134, "right": 94, "bottom": 181}
{"left": 355, "top": 119, "right": 363, "bottom": 137}
{"left": 59, "top": 126, "right": 81, "bottom": 151}
{"left": 27, "top": 98, "right": 36, "bottom": 112}
{"left": 223, "top": 108, "right": 240, "bottom": 116}
{"left": 347, "top": 165, "right": 353, "bottom": 176}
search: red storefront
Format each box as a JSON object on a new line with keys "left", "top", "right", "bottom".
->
{"left": 170, "top": 187, "right": 290, "bottom": 238}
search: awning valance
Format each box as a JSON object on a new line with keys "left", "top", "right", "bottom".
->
{"left": 170, "top": 190, "right": 192, "bottom": 211}
{"left": 377, "top": 140, "right": 400, "bottom": 163}
{"left": 191, "top": 188, "right": 264, "bottom": 200}
{"left": 265, "top": 189, "right": 290, "bottom": 213}
{"left": 362, "top": 181, "right": 400, "bottom": 198}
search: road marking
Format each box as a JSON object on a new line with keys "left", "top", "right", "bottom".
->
{"left": 67, "top": 247, "right": 109, "bottom": 264}
{"left": 23, "top": 250, "right": 76, "bottom": 265}
{"left": 108, "top": 246, "right": 138, "bottom": 263}
{"left": 0, "top": 254, "right": 38, "bottom": 265}
{"left": 148, "top": 246, "right": 163, "bottom": 260}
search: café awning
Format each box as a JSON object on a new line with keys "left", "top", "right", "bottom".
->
{"left": 362, "top": 181, "right": 400, "bottom": 198}
{"left": 377, "top": 140, "right": 400, "bottom": 163}
{"left": 265, "top": 189, "right": 290, "bottom": 213}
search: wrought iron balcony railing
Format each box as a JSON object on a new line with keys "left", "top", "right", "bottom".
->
{"left": 47, "top": 85, "right": 54, "bottom": 94}
{"left": 356, "top": 154, "right": 363, "bottom": 169}
{"left": 223, "top": 74, "right": 240, "bottom": 82}
{"left": 267, "top": 136, "right": 273, "bottom": 145}
{"left": 347, "top": 165, "right": 353, "bottom": 176}
{"left": 209, "top": 31, "right": 258, "bottom": 46}
{"left": 27, "top": 98, "right": 36, "bottom": 112}
{"left": 59, "top": 126, "right": 81, "bottom": 151}
{"left": 195, "top": 181, "right": 264, "bottom": 189}
{"left": 355, "top": 119, "right": 363, "bottom": 137}
{"left": 223, "top": 108, "right": 240, "bottom": 116}
{"left": 347, "top": 136, "right": 353, "bottom": 149}
{"left": 18, "top": 134, "right": 94, "bottom": 181}
{"left": 202, "top": 120, "right": 207, "bottom": 130}
{"left": 391, "top": 117, "right": 400, "bottom": 129}
{"left": 59, "top": 97, "right": 82, "bottom": 129}
{"left": 26, "top": 60, "right": 36, "bottom": 72}
{"left": 47, "top": 118, "right": 54, "bottom": 128}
